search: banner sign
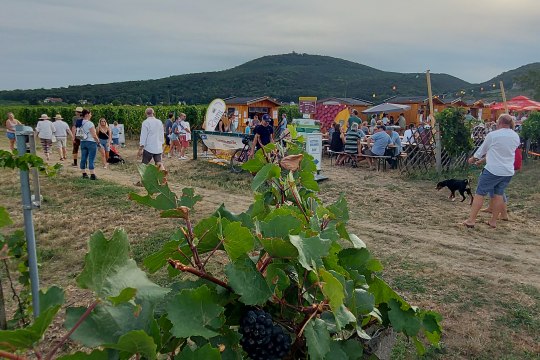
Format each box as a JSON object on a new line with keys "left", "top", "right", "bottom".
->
{"left": 200, "top": 132, "right": 246, "bottom": 160}
{"left": 205, "top": 99, "right": 227, "bottom": 131}
{"left": 299, "top": 96, "right": 317, "bottom": 114}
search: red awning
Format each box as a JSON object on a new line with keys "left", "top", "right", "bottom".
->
{"left": 491, "top": 95, "right": 540, "bottom": 111}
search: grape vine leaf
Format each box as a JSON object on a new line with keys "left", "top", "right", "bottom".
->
{"left": 143, "top": 233, "right": 192, "bottom": 274}
{"left": 259, "top": 237, "right": 298, "bottom": 258}
{"left": 108, "top": 287, "right": 137, "bottom": 306}
{"left": 129, "top": 164, "right": 177, "bottom": 210}
{"left": 39, "top": 285, "right": 64, "bottom": 311}
{"left": 333, "top": 305, "right": 357, "bottom": 331}
{"left": 66, "top": 301, "right": 155, "bottom": 347}
{"left": 0, "top": 206, "right": 13, "bottom": 228}
{"left": 251, "top": 163, "right": 281, "bottom": 191}
{"left": 176, "top": 343, "right": 221, "bottom": 360}
{"left": 348, "top": 288, "right": 375, "bottom": 316}
{"left": 304, "top": 318, "right": 331, "bottom": 360}
{"left": 289, "top": 234, "right": 332, "bottom": 271}
{"left": 422, "top": 311, "right": 443, "bottom": 345}
{"left": 179, "top": 187, "right": 203, "bottom": 209}
{"left": 387, "top": 298, "right": 421, "bottom": 336}
{"left": 166, "top": 285, "right": 225, "bottom": 339}
{"left": 338, "top": 248, "right": 383, "bottom": 275}
{"left": 77, "top": 229, "right": 169, "bottom": 302}
{"left": 319, "top": 269, "right": 345, "bottom": 313}
{"left": 259, "top": 214, "right": 302, "bottom": 238}
{"left": 265, "top": 264, "right": 290, "bottom": 296}
{"left": 224, "top": 257, "right": 272, "bottom": 305}
{"left": 57, "top": 349, "right": 108, "bottom": 360}
{"left": 327, "top": 194, "right": 349, "bottom": 222}
{"left": 223, "top": 222, "right": 254, "bottom": 261}
{"left": 104, "top": 330, "right": 157, "bottom": 360}
{"left": 333, "top": 339, "right": 363, "bottom": 360}
{"left": 212, "top": 204, "right": 253, "bottom": 229}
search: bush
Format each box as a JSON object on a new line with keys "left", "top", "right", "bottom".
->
{"left": 436, "top": 107, "right": 473, "bottom": 157}
{"left": 521, "top": 111, "right": 540, "bottom": 143}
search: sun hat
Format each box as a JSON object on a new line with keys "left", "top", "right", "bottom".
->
{"left": 75, "top": 106, "right": 83, "bottom": 113}
{"left": 54, "top": 114, "right": 63, "bottom": 120}
{"left": 39, "top": 114, "right": 50, "bottom": 120}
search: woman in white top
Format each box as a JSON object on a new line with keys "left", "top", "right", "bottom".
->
{"left": 79, "top": 109, "right": 101, "bottom": 180}
{"left": 5, "top": 112, "right": 21, "bottom": 152}
{"left": 35, "top": 114, "right": 56, "bottom": 161}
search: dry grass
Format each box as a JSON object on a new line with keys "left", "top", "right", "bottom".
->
{"left": 1, "top": 133, "right": 539, "bottom": 359}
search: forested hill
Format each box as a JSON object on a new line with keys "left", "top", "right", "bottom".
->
{"left": 0, "top": 53, "right": 534, "bottom": 105}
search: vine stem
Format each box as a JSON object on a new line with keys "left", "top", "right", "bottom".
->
{"left": 44, "top": 300, "right": 100, "bottom": 360}
{"left": 168, "top": 259, "right": 232, "bottom": 291}
{"left": 201, "top": 237, "right": 225, "bottom": 269}
{"left": 289, "top": 184, "right": 310, "bottom": 223}
{"left": 0, "top": 350, "right": 27, "bottom": 360}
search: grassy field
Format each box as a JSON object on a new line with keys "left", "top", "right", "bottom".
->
{"left": 0, "top": 133, "right": 539, "bottom": 359}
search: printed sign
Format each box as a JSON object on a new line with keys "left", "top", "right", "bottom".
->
{"left": 305, "top": 132, "right": 322, "bottom": 171}
{"left": 299, "top": 96, "right": 317, "bottom": 114}
{"left": 205, "top": 99, "right": 227, "bottom": 131}
{"left": 200, "top": 132, "right": 246, "bottom": 160}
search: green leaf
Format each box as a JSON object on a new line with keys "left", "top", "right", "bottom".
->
{"left": 333, "top": 305, "right": 357, "bottom": 331}
{"left": 265, "top": 264, "right": 290, "bottom": 296}
{"left": 304, "top": 318, "right": 331, "bottom": 360}
{"left": 259, "top": 237, "right": 298, "bottom": 258}
{"left": 57, "top": 349, "right": 108, "bottom": 360}
{"left": 39, "top": 285, "right": 64, "bottom": 311}
{"left": 176, "top": 343, "right": 221, "bottom": 360}
{"left": 332, "top": 339, "right": 363, "bottom": 360}
{"left": 0, "top": 206, "right": 13, "bottom": 228}
{"left": 108, "top": 287, "right": 137, "bottom": 306}
{"left": 212, "top": 204, "right": 253, "bottom": 229}
{"left": 194, "top": 216, "right": 224, "bottom": 253}
{"left": 367, "top": 275, "right": 406, "bottom": 305}
{"left": 179, "top": 187, "right": 202, "bottom": 210}
{"left": 129, "top": 164, "right": 178, "bottom": 210}
{"left": 422, "top": 311, "right": 443, "bottom": 345}
{"left": 338, "top": 248, "right": 383, "bottom": 276}
{"left": 289, "top": 234, "right": 332, "bottom": 271}
{"left": 77, "top": 229, "right": 169, "bottom": 302}
{"left": 388, "top": 299, "right": 421, "bottom": 337}
{"left": 348, "top": 234, "right": 366, "bottom": 249}
{"left": 349, "top": 289, "right": 375, "bottom": 316}
{"left": 104, "top": 330, "right": 157, "bottom": 360}
{"left": 225, "top": 257, "right": 272, "bottom": 305}
{"left": 66, "top": 301, "right": 155, "bottom": 347}
{"left": 259, "top": 214, "right": 303, "bottom": 238}
{"left": 166, "top": 285, "right": 225, "bottom": 339}
{"left": 242, "top": 151, "right": 266, "bottom": 173}
{"left": 319, "top": 269, "right": 344, "bottom": 313}
{"left": 223, "top": 222, "right": 254, "bottom": 261}
{"left": 327, "top": 194, "right": 349, "bottom": 222}
{"left": 251, "top": 163, "right": 281, "bottom": 191}
{"left": 143, "top": 235, "right": 191, "bottom": 274}
{"left": 327, "top": 340, "right": 348, "bottom": 360}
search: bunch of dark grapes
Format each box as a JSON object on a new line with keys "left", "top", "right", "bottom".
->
{"left": 239, "top": 309, "right": 292, "bottom": 360}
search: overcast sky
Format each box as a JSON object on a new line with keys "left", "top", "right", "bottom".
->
{"left": 2, "top": 0, "right": 539, "bottom": 90}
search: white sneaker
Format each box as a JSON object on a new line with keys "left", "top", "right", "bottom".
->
{"left": 180, "top": 156, "right": 187, "bottom": 160}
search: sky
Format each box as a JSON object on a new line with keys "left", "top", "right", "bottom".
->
{"left": 2, "top": 0, "right": 540, "bottom": 90}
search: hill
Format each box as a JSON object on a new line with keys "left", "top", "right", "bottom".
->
{"left": 0, "top": 53, "right": 536, "bottom": 105}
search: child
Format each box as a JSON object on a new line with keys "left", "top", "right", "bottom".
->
{"left": 111, "top": 121, "right": 121, "bottom": 146}
{"left": 244, "top": 121, "right": 251, "bottom": 135}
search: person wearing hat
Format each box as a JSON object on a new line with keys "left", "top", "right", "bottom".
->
{"left": 35, "top": 114, "right": 56, "bottom": 161}
{"left": 250, "top": 114, "right": 274, "bottom": 156}
{"left": 71, "top": 106, "right": 84, "bottom": 166}
{"left": 52, "top": 114, "right": 73, "bottom": 161}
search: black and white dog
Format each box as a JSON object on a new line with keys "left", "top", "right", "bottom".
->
{"left": 436, "top": 179, "right": 474, "bottom": 205}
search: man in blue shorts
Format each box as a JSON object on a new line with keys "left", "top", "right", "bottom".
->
{"left": 463, "top": 114, "right": 520, "bottom": 229}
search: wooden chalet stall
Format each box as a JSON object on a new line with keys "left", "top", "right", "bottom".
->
{"left": 467, "top": 100, "right": 493, "bottom": 121}
{"left": 387, "top": 96, "right": 444, "bottom": 125}
{"left": 224, "top": 96, "right": 281, "bottom": 133}
{"left": 316, "top": 97, "right": 373, "bottom": 121}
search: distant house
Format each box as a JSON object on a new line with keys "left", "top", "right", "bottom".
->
{"left": 224, "top": 96, "right": 281, "bottom": 132}
{"left": 79, "top": 100, "right": 88, "bottom": 105}
{"left": 43, "top": 97, "right": 63, "bottom": 103}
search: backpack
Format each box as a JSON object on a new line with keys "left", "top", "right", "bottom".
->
{"left": 75, "top": 119, "right": 86, "bottom": 140}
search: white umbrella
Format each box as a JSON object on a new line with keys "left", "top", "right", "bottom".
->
{"left": 362, "top": 103, "right": 411, "bottom": 114}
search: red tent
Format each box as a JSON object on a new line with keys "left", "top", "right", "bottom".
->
{"left": 491, "top": 95, "right": 540, "bottom": 111}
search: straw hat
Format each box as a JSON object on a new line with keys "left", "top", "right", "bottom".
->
{"left": 39, "top": 114, "right": 50, "bottom": 120}
{"left": 54, "top": 114, "right": 63, "bottom": 120}
{"left": 75, "top": 106, "right": 83, "bottom": 113}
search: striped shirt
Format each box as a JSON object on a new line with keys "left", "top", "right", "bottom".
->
{"left": 344, "top": 130, "right": 366, "bottom": 154}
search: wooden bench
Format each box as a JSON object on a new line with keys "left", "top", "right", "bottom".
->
{"left": 362, "top": 154, "right": 391, "bottom": 171}
{"left": 328, "top": 150, "right": 360, "bottom": 167}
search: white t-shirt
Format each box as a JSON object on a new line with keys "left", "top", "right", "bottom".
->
{"left": 53, "top": 120, "right": 70, "bottom": 137}
{"left": 179, "top": 120, "right": 191, "bottom": 140}
{"left": 140, "top": 116, "right": 164, "bottom": 155}
{"left": 474, "top": 128, "right": 520, "bottom": 177}
{"left": 403, "top": 129, "right": 415, "bottom": 143}
{"left": 36, "top": 120, "right": 55, "bottom": 140}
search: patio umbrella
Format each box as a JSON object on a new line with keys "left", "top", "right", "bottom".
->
{"left": 522, "top": 105, "right": 540, "bottom": 111}
{"left": 491, "top": 95, "right": 540, "bottom": 111}
{"left": 362, "top": 103, "right": 411, "bottom": 114}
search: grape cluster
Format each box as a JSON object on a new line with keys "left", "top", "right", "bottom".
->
{"left": 239, "top": 309, "right": 292, "bottom": 360}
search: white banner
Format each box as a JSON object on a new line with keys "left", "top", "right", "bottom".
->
{"left": 205, "top": 99, "right": 226, "bottom": 131}
{"left": 200, "top": 132, "right": 245, "bottom": 160}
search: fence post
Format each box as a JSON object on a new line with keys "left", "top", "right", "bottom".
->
{"left": 192, "top": 131, "right": 198, "bottom": 160}
{"left": 435, "top": 123, "right": 442, "bottom": 173}
{"left": 15, "top": 125, "right": 41, "bottom": 319}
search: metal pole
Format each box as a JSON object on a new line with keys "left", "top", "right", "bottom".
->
{"left": 28, "top": 136, "right": 41, "bottom": 208}
{"left": 426, "top": 70, "right": 442, "bottom": 174}
{"left": 15, "top": 125, "right": 40, "bottom": 318}
{"left": 192, "top": 130, "right": 198, "bottom": 160}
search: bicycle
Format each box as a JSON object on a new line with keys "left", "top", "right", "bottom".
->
{"left": 230, "top": 135, "right": 253, "bottom": 173}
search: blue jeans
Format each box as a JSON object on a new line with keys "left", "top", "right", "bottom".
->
{"left": 80, "top": 141, "right": 97, "bottom": 171}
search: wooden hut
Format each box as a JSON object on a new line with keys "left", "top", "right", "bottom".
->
{"left": 224, "top": 96, "right": 281, "bottom": 132}
{"left": 467, "top": 100, "right": 492, "bottom": 121}
{"left": 316, "top": 97, "right": 373, "bottom": 121}
{"left": 387, "top": 96, "right": 445, "bottom": 125}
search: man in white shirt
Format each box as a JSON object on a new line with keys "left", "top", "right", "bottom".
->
{"left": 463, "top": 114, "right": 520, "bottom": 229}
{"left": 52, "top": 114, "right": 73, "bottom": 161}
{"left": 137, "top": 108, "right": 165, "bottom": 170}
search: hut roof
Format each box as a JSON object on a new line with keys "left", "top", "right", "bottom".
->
{"left": 317, "top": 97, "right": 373, "bottom": 106}
{"left": 224, "top": 96, "right": 281, "bottom": 106}
{"left": 387, "top": 96, "right": 445, "bottom": 105}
